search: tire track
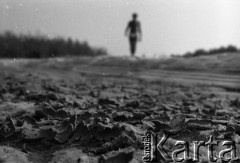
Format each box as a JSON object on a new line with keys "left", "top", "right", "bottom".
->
{"left": 73, "top": 65, "right": 240, "bottom": 89}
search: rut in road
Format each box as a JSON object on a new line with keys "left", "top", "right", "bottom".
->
{"left": 73, "top": 65, "right": 240, "bottom": 90}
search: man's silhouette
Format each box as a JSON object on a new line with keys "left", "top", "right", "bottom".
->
{"left": 125, "top": 13, "right": 142, "bottom": 56}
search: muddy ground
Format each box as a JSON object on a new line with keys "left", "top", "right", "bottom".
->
{"left": 0, "top": 55, "right": 239, "bottom": 163}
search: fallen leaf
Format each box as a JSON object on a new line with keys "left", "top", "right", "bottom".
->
{"left": 55, "top": 124, "right": 74, "bottom": 143}
{"left": 0, "top": 117, "right": 16, "bottom": 138}
{"left": 99, "top": 149, "right": 134, "bottom": 163}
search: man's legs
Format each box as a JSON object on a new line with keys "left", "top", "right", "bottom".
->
{"left": 129, "top": 37, "right": 137, "bottom": 56}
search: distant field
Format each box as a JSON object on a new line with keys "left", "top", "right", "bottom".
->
{"left": 1, "top": 52, "right": 240, "bottom": 72}
{"left": 90, "top": 52, "right": 240, "bottom": 73}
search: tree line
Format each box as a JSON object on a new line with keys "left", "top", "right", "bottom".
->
{"left": 181, "top": 45, "right": 239, "bottom": 58}
{"left": 0, "top": 31, "right": 107, "bottom": 58}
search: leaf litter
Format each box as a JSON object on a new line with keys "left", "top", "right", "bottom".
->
{"left": 0, "top": 67, "right": 239, "bottom": 163}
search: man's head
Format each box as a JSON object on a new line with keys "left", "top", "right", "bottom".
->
{"left": 132, "top": 13, "right": 138, "bottom": 20}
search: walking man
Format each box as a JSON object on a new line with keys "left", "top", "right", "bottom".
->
{"left": 125, "top": 13, "right": 142, "bottom": 56}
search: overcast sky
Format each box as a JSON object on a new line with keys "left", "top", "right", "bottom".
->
{"left": 1, "top": 0, "right": 240, "bottom": 57}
